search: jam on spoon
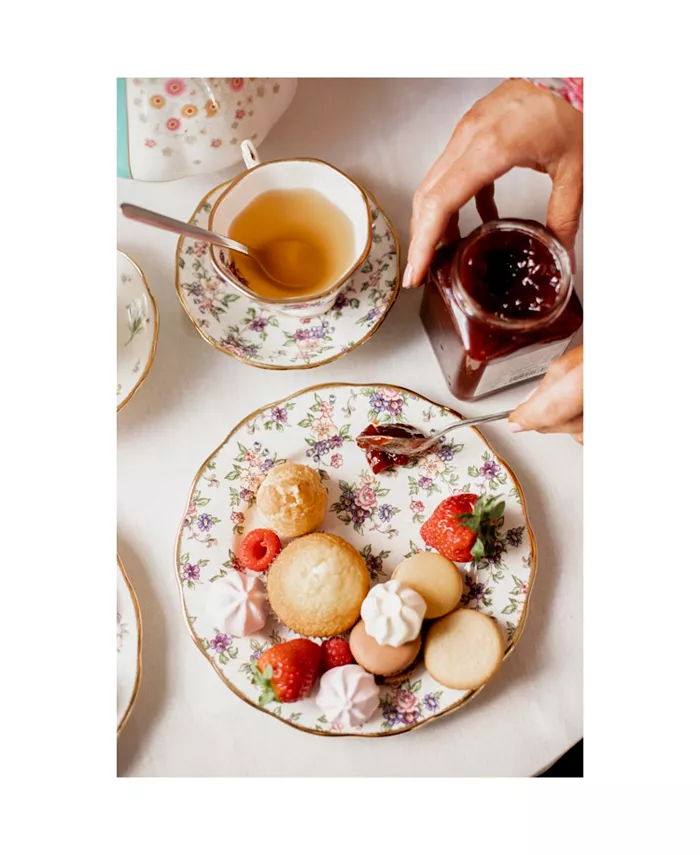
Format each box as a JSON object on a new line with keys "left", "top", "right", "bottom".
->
{"left": 357, "top": 423, "right": 427, "bottom": 475}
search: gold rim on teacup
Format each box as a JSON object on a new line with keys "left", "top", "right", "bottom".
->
{"left": 208, "top": 141, "right": 373, "bottom": 315}
{"left": 174, "top": 382, "right": 538, "bottom": 738}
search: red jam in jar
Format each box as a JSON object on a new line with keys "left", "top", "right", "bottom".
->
{"left": 420, "top": 219, "right": 583, "bottom": 400}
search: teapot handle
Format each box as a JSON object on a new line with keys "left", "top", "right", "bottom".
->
{"left": 241, "top": 140, "right": 261, "bottom": 170}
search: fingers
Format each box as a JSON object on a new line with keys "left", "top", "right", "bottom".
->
{"left": 441, "top": 212, "right": 461, "bottom": 245}
{"left": 537, "top": 415, "right": 583, "bottom": 435}
{"left": 406, "top": 132, "right": 511, "bottom": 287}
{"left": 509, "top": 358, "right": 583, "bottom": 432}
{"left": 475, "top": 183, "right": 499, "bottom": 223}
{"left": 546, "top": 158, "right": 583, "bottom": 250}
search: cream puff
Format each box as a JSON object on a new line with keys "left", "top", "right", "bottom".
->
{"left": 266, "top": 533, "right": 369, "bottom": 637}
{"left": 256, "top": 463, "right": 327, "bottom": 537}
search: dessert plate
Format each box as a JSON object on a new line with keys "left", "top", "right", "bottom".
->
{"left": 117, "top": 250, "right": 159, "bottom": 411}
{"left": 117, "top": 555, "right": 142, "bottom": 735}
{"left": 175, "top": 182, "right": 399, "bottom": 369}
{"left": 175, "top": 383, "right": 536, "bottom": 737}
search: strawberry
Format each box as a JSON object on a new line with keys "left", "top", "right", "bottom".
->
{"left": 320, "top": 637, "right": 355, "bottom": 672}
{"left": 253, "top": 639, "right": 322, "bottom": 705}
{"left": 239, "top": 528, "right": 281, "bottom": 572}
{"left": 420, "top": 493, "right": 506, "bottom": 562}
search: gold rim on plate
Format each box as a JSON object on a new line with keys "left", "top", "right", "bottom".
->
{"left": 174, "top": 382, "right": 538, "bottom": 738}
{"left": 117, "top": 250, "right": 160, "bottom": 412}
{"left": 174, "top": 181, "right": 401, "bottom": 371}
{"left": 117, "top": 554, "right": 143, "bottom": 736}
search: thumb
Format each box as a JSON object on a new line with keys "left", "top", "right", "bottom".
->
{"left": 546, "top": 160, "right": 583, "bottom": 251}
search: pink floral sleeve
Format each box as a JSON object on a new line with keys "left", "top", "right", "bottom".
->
{"left": 524, "top": 78, "right": 583, "bottom": 112}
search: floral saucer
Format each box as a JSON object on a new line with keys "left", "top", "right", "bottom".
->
{"left": 117, "top": 555, "right": 142, "bottom": 735}
{"left": 175, "top": 182, "right": 399, "bottom": 369}
{"left": 117, "top": 250, "right": 158, "bottom": 411}
{"left": 175, "top": 383, "right": 536, "bottom": 737}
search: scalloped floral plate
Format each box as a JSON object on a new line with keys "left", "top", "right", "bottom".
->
{"left": 176, "top": 383, "right": 536, "bottom": 737}
{"left": 175, "top": 182, "right": 399, "bottom": 369}
{"left": 117, "top": 250, "right": 159, "bottom": 411}
{"left": 117, "top": 556, "right": 142, "bottom": 735}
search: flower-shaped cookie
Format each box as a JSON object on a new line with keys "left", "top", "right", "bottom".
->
{"left": 207, "top": 572, "right": 268, "bottom": 637}
{"left": 360, "top": 579, "right": 426, "bottom": 647}
{"left": 316, "top": 664, "right": 380, "bottom": 727}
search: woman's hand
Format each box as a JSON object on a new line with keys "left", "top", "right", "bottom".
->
{"left": 404, "top": 78, "right": 583, "bottom": 288}
{"left": 509, "top": 345, "right": 583, "bottom": 443}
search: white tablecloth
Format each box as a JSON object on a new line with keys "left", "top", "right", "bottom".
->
{"left": 117, "top": 77, "right": 582, "bottom": 777}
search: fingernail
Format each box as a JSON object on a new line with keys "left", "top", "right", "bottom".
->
{"left": 402, "top": 263, "right": 414, "bottom": 289}
{"left": 508, "top": 422, "right": 525, "bottom": 434}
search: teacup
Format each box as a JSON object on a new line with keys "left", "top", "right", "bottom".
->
{"left": 209, "top": 141, "right": 372, "bottom": 317}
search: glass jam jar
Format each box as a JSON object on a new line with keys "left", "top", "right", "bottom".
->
{"left": 420, "top": 218, "right": 583, "bottom": 401}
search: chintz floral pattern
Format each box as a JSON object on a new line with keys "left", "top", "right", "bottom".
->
{"left": 117, "top": 251, "right": 157, "bottom": 411}
{"left": 176, "top": 384, "right": 536, "bottom": 736}
{"left": 176, "top": 183, "right": 399, "bottom": 369}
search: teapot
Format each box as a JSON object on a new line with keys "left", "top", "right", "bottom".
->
{"left": 117, "top": 77, "right": 297, "bottom": 181}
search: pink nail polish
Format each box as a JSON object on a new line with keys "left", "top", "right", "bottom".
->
{"left": 508, "top": 422, "right": 524, "bottom": 434}
{"left": 402, "top": 263, "right": 414, "bottom": 289}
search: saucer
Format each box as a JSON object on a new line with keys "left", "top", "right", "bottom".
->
{"left": 117, "top": 555, "right": 142, "bottom": 735}
{"left": 117, "top": 250, "right": 159, "bottom": 411}
{"left": 175, "top": 383, "right": 536, "bottom": 737}
{"left": 175, "top": 181, "right": 399, "bottom": 369}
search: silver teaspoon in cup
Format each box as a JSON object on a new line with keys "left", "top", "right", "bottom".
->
{"left": 355, "top": 410, "right": 514, "bottom": 457}
{"left": 120, "top": 203, "right": 319, "bottom": 288}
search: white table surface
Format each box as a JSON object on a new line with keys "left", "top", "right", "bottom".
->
{"left": 117, "top": 77, "right": 583, "bottom": 777}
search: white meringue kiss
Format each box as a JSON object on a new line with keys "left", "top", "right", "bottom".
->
{"left": 361, "top": 579, "right": 426, "bottom": 647}
{"left": 316, "top": 664, "right": 380, "bottom": 727}
{"left": 207, "top": 572, "right": 268, "bottom": 637}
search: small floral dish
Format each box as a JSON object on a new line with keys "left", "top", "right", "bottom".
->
{"left": 117, "top": 250, "right": 158, "bottom": 411}
{"left": 175, "top": 383, "right": 536, "bottom": 737}
{"left": 175, "top": 182, "right": 399, "bottom": 369}
{"left": 117, "top": 555, "right": 142, "bottom": 735}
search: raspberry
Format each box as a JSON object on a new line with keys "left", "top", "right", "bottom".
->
{"left": 320, "top": 637, "right": 355, "bottom": 672}
{"left": 239, "top": 528, "right": 281, "bottom": 572}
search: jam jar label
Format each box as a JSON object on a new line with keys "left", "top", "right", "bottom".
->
{"left": 470, "top": 337, "right": 573, "bottom": 398}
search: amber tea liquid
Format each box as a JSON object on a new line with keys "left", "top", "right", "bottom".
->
{"left": 226, "top": 188, "right": 356, "bottom": 299}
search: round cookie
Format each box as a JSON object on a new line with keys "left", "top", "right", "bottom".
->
{"left": 267, "top": 533, "right": 369, "bottom": 637}
{"left": 392, "top": 552, "right": 463, "bottom": 619}
{"left": 424, "top": 608, "right": 504, "bottom": 690}
{"left": 256, "top": 463, "right": 327, "bottom": 537}
{"left": 349, "top": 619, "right": 421, "bottom": 677}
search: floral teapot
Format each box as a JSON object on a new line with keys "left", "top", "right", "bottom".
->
{"left": 117, "top": 78, "right": 297, "bottom": 181}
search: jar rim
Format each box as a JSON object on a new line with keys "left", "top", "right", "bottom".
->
{"left": 451, "top": 219, "right": 573, "bottom": 332}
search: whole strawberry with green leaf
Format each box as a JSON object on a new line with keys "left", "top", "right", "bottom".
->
{"left": 252, "top": 638, "right": 323, "bottom": 705}
{"left": 420, "top": 493, "right": 506, "bottom": 562}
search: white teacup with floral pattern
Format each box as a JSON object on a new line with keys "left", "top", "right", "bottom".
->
{"left": 209, "top": 141, "right": 372, "bottom": 318}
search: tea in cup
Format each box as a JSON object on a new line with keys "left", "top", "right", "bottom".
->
{"left": 209, "top": 141, "right": 372, "bottom": 317}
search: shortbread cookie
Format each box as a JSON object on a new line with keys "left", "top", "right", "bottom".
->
{"left": 392, "top": 552, "right": 463, "bottom": 619}
{"left": 424, "top": 608, "right": 504, "bottom": 690}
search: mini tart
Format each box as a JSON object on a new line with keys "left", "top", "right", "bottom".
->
{"left": 424, "top": 608, "right": 504, "bottom": 690}
{"left": 256, "top": 463, "right": 327, "bottom": 538}
{"left": 349, "top": 619, "right": 421, "bottom": 678}
{"left": 392, "top": 552, "right": 463, "bottom": 619}
{"left": 266, "top": 533, "right": 369, "bottom": 637}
